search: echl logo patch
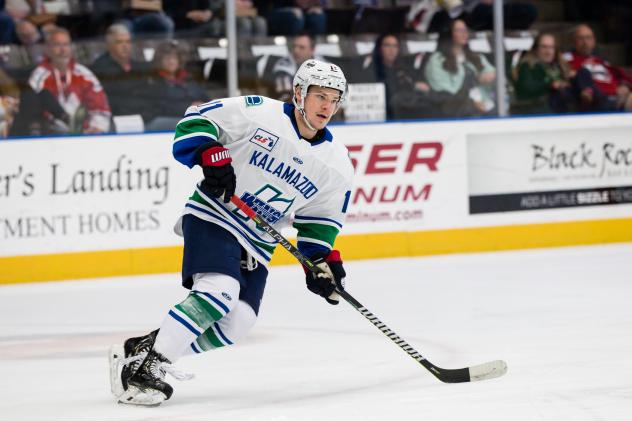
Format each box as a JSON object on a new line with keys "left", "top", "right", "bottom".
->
{"left": 249, "top": 128, "right": 278, "bottom": 152}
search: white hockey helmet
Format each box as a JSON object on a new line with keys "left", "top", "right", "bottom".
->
{"left": 292, "top": 59, "right": 348, "bottom": 113}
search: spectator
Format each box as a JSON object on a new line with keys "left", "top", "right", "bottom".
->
{"left": 563, "top": 24, "right": 632, "bottom": 112}
{"left": 424, "top": 19, "right": 496, "bottom": 117}
{"left": 270, "top": 32, "right": 317, "bottom": 101}
{"left": 258, "top": 0, "right": 326, "bottom": 36}
{"left": 25, "top": 27, "right": 111, "bottom": 134}
{"left": 406, "top": 0, "right": 464, "bottom": 34}
{"left": 13, "top": 19, "right": 46, "bottom": 65}
{"left": 142, "top": 41, "right": 207, "bottom": 131}
{"left": 236, "top": 0, "right": 267, "bottom": 37}
{"left": 5, "top": 0, "right": 33, "bottom": 20}
{"left": 15, "top": 18, "right": 41, "bottom": 45}
{"left": 123, "top": 0, "right": 175, "bottom": 39}
{"left": 1, "top": 0, "right": 17, "bottom": 44}
{"left": 0, "top": 67, "right": 19, "bottom": 137}
{"left": 369, "top": 33, "right": 434, "bottom": 120}
{"left": 512, "top": 33, "right": 575, "bottom": 115}
{"left": 6, "top": 0, "right": 57, "bottom": 35}
{"left": 91, "top": 24, "right": 150, "bottom": 118}
{"left": 90, "top": 1, "right": 173, "bottom": 39}
{"left": 163, "top": 0, "right": 223, "bottom": 38}
{"left": 406, "top": 0, "right": 537, "bottom": 34}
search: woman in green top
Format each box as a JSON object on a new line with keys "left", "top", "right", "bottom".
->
{"left": 512, "top": 33, "right": 575, "bottom": 114}
{"left": 424, "top": 18, "right": 497, "bottom": 117}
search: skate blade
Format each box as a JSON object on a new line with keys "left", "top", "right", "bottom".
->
{"left": 117, "top": 386, "right": 166, "bottom": 406}
{"left": 108, "top": 345, "right": 125, "bottom": 398}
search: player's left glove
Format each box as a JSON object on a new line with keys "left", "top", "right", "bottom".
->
{"left": 195, "top": 141, "right": 236, "bottom": 203}
{"left": 305, "top": 250, "right": 346, "bottom": 305}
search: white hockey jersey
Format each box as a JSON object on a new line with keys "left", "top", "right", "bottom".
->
{"left": 172, "top": 95, "right": 354, "bottom": 267}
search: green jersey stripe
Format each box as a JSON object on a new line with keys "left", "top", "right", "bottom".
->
{"left": 293, "top": 221, "right": 339, "bottom": 247}
{"left": 175, "top": 118, "right": 219, "bottom": 139}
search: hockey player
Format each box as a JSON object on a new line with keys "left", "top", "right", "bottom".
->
{"left": 109, "top": 59, "right": 354, "bottom": 406}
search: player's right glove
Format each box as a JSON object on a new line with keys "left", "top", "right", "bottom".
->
{"left": 305, "top": 250, "right": 346, "bottom": 305}
{"left": 195, "top": 141, "right": 236, "bottom": 203}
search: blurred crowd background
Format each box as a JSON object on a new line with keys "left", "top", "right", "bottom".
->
{"left": 0, "top": 0, "right": 631, "bottom": 138}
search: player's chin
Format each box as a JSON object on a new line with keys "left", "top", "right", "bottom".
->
{"left": 312, "top": 115, "right": 330, "bottom": 129}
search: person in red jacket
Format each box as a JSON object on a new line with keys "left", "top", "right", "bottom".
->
{"left": 28, "top": 26, "right": 112, "bottom": 134}
{"left": 563, "top": 24, "right": 632, "bottom": 111}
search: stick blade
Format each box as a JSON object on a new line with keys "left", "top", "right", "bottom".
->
{"left": 468, "top": 359, "right": 508, "bottom": 382}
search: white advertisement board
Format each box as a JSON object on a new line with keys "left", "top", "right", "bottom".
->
{"left": 0, "top": 133, "right": 197, "bottom": 256}
{"left": 468, "top": 125, "right": 632, "bottom": 213}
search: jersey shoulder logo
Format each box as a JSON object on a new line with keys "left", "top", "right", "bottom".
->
{"left": 245, "top": 96, "right": 264, "bottom": 107}
{"left": 249, "top": 128, "right": 279, "bottom": 152}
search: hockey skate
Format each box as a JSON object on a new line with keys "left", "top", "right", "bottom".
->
{"left": 108, "top": 330, "right": 158, "bottom": 400}
{"left": 118, "top": 350, "right": 173, "bottom": 406}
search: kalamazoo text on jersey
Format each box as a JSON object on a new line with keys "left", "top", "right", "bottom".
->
{"left": 248, "top": 150, "right": 319, "bottom": 199}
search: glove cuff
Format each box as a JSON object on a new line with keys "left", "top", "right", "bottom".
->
{"left": 303, "top": 249, "right": 341, "bottom": 273}
{"left": 325, "top": 249, "right": 342, "bottom": 263}
{"left": 196, "top": 142, "right": 232, "bottom": 167}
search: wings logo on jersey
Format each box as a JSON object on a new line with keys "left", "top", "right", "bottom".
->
{"left": 236, "top": 184, "right": 295, "bottom": 226}
{"left": 249, "top": 128, "right": 278, "bottom": 152}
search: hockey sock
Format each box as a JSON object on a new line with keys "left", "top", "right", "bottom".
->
{"left": 184, "top": 300, "right": 258, "bottom": 356}
{"left": 153, "top": 273, "right": 240, "bottom": 362}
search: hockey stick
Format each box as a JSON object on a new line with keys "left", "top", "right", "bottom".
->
{"left": 230, "top": 195, "right": 507, "bottom": 383}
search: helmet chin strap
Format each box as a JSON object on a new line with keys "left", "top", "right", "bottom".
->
{"left": 293, "top": 93, "right": 318, "bottom": 134}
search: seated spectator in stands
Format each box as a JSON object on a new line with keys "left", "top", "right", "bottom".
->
{"left": 370, "top": 33, "right": 433, "bottom": 120}
{"left": 5, "top": 0, "right": 33, "bottom": 20}
{"left": 407, "top": 0, "right": 536, "bottom": 34}
{"left": 91, "top": 24, "right": 150, "bottom": 118}
{"left": 24, "top": 27, "right": 111, "bottom": 134}
{"left": 258, "top": 0, "right": 326, "bottom": 36}
{"left": 236, "top": 0, "right": 267, "bottom": 37}
{"left": 270, "top": 32, "right": 317, "bottom": 101}
{"left": 512, "top": 33, "right": 576, "bottom": 115}
{"left": 0, "top": 67, "right": 19, "bottom": 137}
{"left": 13, "top": 19, "right": 46, "bottom": 65}
{"left": 15, "top": 18, "right": 41, "bottom": 45}
{"left": 6, "top": 0, "right": 57, "bottom": 34}
{"left": 563, "top": 24, "right": 632, "bottom": 111}
{"left": 406, "top": 0, "right": 465, "bottom": 34}
{"left": 92, "top": 0, "right": 170, "bottom": 38}
{"left": 141, "top": 41, "right": 207, "bottom": 131}
{"left": 163, "top": 0, "right": 223, "bottom": 38}
{"left": 1, "top": 0, "right": 17, "bottom": 44}
{"left": 424, "top": 19, "right": 496, "bottom": 117}
{"left": 123, "top": 0, "right": 175, "bottom": 39}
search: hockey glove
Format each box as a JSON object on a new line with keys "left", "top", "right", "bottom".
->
{"left": 305, "top": 250, "right": 346, "bottom": 305}
{"left": 195, "top": 141, "right": 236, "bottom": 203}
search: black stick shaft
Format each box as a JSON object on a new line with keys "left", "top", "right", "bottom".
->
{"left": 230, "top": 195, "right": 469, "bottom": 383}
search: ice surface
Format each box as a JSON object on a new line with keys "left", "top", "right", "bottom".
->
{"left": 1, "top": 243, "right": 632, "bottom": 420}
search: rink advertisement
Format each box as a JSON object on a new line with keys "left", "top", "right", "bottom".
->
{"left": 2, "top": 113, "right": 632, "bottom": 283}
{"left": 467, "top": 125, "right": 632, "bottom": 213}
{"left": 0, "top": 133, "right": 198, "bottom": 258}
